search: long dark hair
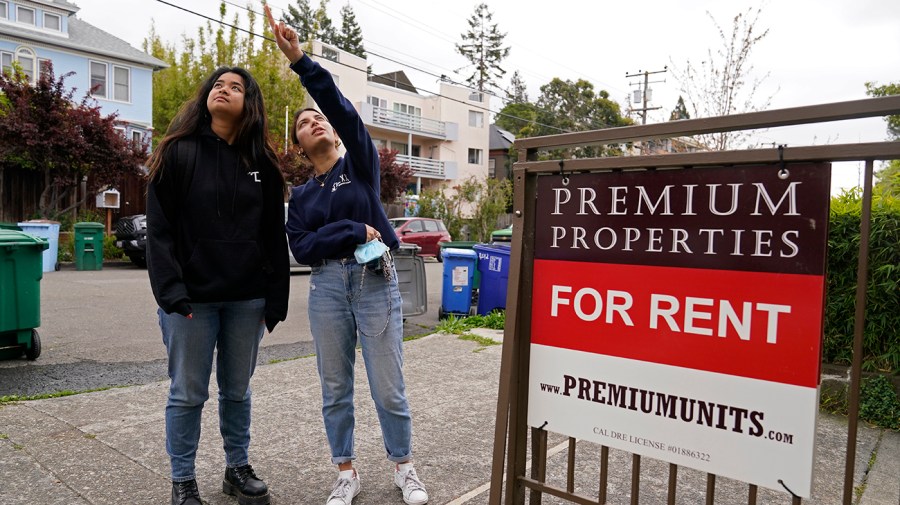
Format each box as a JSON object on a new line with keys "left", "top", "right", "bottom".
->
{"left": 147, "top": 66, "right": 284, "bottom": 192}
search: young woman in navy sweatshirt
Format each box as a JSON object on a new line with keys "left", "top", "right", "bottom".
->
{"left": 266, "top": 7, "right": 428, "bottom": 505}
{"left": 146, "top": 66, "right": 289, "bottom": 505}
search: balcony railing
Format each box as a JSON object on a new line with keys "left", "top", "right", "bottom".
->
{"left": 369, "top": 106, "right": 447, "bottom": 137}
{"left": 396, "top": 154, "right": 447, "bottom": 179}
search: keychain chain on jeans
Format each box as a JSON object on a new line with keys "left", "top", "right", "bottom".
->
{"left": 356, "top": 251, "right": 393, "bottom": 338}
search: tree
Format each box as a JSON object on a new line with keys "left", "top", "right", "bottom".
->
{"left": 865, "top": 81, "right": 899, "bottom": 197}
{"left": 336, "top": 3, "right": 366, "bottom": 58}
{"left": 533, "top": 78, "right": 633, "bottom": 158}
{"left": 281, "top": 0, "right": 315, "bottom": 42}
{"left": 378, "top": 148, "right": 413, "bottom": 203}
{"left": 865, "top": 81, "right": 900, "bottom": 140}
{"left": 495, "top": 101, "right": 538, "bottom": 139}
{"left": 0, "top": 65, "right": 147, "bottom": 218}
{"left": 506, "top": 70, "right": 528, "bottom": 103}
{"left": 144, "top": 1, "right": 306, "bottom": 150}
{"left": 313, "top": 0, "right": 338, "bottom": 46}
{"left": 670, "top": 7, "right": 774, "bottom": 150}
{"left": 456, "top": 3, "right": 510, "bottom": 93}
{"left": 669, "top": 95, "right": 690, "bottom": 121}
{"left": 416, "top": 176, "right": 511, "bottom": 242}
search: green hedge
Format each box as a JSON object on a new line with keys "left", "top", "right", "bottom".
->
{"left": 825, "top": 189, "right": 900, "bottom": 373}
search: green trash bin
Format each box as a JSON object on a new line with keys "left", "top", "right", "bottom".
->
{"left": 0, "top": 223, "right": 21, "bottom": 231}
{"left": 73, "top": 222, "right": 105, "bottom": 271}
{"left": 0, "top": 229, "right": 47, "bottom": 360}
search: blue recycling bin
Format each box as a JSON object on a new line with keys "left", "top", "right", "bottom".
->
{"left": 474, "top": 243, "right": 511, "bottom": 315}
{"left": 17, "top": 220, "right": 61, "bottom": 272}
{"left": 440, "top": 248, "right": 477, "bottom": 319}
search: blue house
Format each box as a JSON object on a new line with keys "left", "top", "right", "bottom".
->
{"left": 0, "top": 0, "right": 166, "bottom": 144}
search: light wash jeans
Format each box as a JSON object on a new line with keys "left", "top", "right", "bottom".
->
{"left": 158, "top": 298, "right": 266, "bottom": 482}
{"left": 308, "top": 258, "right": 411, "bottom": 464}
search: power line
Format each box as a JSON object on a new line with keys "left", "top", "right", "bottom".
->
{"left": 220, "top": 0, "right": 620, "bottom": 131}
{"left": 153, "top": 0, "right": 572, "bottom": 133}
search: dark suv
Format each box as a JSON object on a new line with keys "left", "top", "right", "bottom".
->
{"left": 114, "top": 214, "right": 147, "bottom": 267}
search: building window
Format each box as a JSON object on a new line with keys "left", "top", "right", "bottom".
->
{"left": 132, "top": 131, "right": 143, "bottom": 145}
{"left": 367, "top": 96, "right": 387, "bottom": 108}
{"left": 0, "top": 2, "right": 7, "bottom": 20}
{"left": 113, "top": 65, "right": 130, "bottom": 101}
{"left": 393, "top": 103, "right": 421, "bottom": 116}
{"left": 1, "top": 51, "right": 12, "bottom": 76}
{"left": 38, "top": 58, "right": 51, "bottom": 77}
{"left": 392, "top": 142, "right": 409, "bottom": 156}
{"left": 469, "top": 91, "right": 484, "bottom": 102}
{"left": 16, "top": 5, "right": 35, "bottom": 25}
{"left": 321, "top": 46, "right": 339, "bottom": 62}
{"left": 113, "top": 126, "right": 126, "bottom": 137}
{"left": 468, "top": 110, "right": 484, "bottom": 128}
{"left": 468, "top": 148, "right": 483, "bottom": 165}
{"left": 489, "top": 158, "right": 496, "bottom": 178}
{"left": 90, "top": 61, "right": 107, "bottom": 98}
{"left": 44, "top": 12, "right": 61, "bottom": 31}
{"left": 15, "top": 47, "right": 36, "bottom": 82}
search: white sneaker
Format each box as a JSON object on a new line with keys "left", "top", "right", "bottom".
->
{"left": 326, "top": 469, "right": 360, "bottom": 505}
{"left": 393, "top": 464, "right": 428, "bottom": 505}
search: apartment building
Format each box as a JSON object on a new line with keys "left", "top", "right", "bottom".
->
{"left": 307, "top": 40, "right": 490, "bottom": 195}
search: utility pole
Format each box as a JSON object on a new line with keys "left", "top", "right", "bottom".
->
{"left": 625, "top": 67, "right": 667, "bottom": 124}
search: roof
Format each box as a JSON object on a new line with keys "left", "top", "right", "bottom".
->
{"left": 369, "top": 70, "right": 418, "bottom": 94}
{"left": 32, "top": 0, "right": 80, "bottom": 12}
{"left": 0, "top": 16, "right": 168, "bottom": 70}
{"left": 489, "top": 124, "right": 515, "bottom": 150}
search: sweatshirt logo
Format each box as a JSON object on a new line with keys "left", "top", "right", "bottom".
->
{"left": 248, "top": 171, "right": 261, "bottom": 183}
{"left": 332, "top": 174, "right": 351, "bottom": 192}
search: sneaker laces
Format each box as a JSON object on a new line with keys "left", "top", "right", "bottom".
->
{"left": 399, "top": 468, "right": 425, "bottom": 493}
{"left": 329, "top": 476, "right": 355, "bottom": 501}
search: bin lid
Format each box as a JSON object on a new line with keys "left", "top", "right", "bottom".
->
{"left": 442, "top": 247, "right": 477, "bottom": 258}
{"left": 395, "top": 243, "right": 421, "bottom": 256}
{"left": 473, "top": 243, "right": 511, "bottom": 253}
{"left": 74, "top": 222, "right": 105, "bottom": 229}
{"left": 0, "top": 229, "right": 50, "bottom": 250}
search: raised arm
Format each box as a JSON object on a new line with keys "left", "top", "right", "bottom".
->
{"left": 265, "top": 5, "right": 380, "bottom": 190}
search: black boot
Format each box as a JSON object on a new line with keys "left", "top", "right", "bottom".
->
{"left": 171, "top": 479, "right": 202, "bottom": 505}
{"left": 223, "top": 464, "right": 270, "bottom": 505}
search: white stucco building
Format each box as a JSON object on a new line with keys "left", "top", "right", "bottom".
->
{"left": 307, "top": 40, "right": 490, "bottom": 195}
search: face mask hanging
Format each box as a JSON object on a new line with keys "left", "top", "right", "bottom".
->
{"left": 354, "top": 238, "right": 390, "bottom": 265}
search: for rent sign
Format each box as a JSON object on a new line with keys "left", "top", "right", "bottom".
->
{"left": 526, "top": 163, "right": 830, "bottom": 497}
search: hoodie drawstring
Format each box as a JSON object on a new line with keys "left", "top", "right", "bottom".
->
{"left": 215, "top": 140, "right": 221, "bottom": 217}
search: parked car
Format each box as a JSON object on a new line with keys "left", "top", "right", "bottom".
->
{"left": 114, "top": 214, "right": 147, "bottom": 267}
{"left": 491, "top": 225, "right": 513, "bottom": 244}
{"left": 389, "top": 217, "right": 451, "bottom": 261}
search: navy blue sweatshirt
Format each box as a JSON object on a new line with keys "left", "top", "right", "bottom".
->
{"left": 146, "top": 126, "right": 290, "bottom": 331}
{"left": 286, "top": 54, "right": 399, "bottom": 265}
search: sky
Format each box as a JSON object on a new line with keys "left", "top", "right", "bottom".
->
{"left": 69, "top": 0, "right": 900, "bottom": 193}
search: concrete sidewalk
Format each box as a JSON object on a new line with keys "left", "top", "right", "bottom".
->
{"left": 0, "top": 331, "right": 897, "bottom": 505}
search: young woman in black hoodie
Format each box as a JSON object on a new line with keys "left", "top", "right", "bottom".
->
{"left": 146, "top": 67, "right": 289, "bottom": 505}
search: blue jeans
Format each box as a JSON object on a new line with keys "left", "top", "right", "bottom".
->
{"left": 308, "top": 258, "right": 411, "bottom": 464}
{"left": 158, "top": 298, "right": 266, "bottom": 482}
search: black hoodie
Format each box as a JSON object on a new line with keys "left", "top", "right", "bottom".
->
{"left": 146, "top": 126, "right": 289, "bottom": 332}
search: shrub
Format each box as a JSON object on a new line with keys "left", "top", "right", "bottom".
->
{"left": 859, "top": 375, "right": 900, "bottom": 430}
{"left": 825, "top": 189, "right": 900, "bottom": 373}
